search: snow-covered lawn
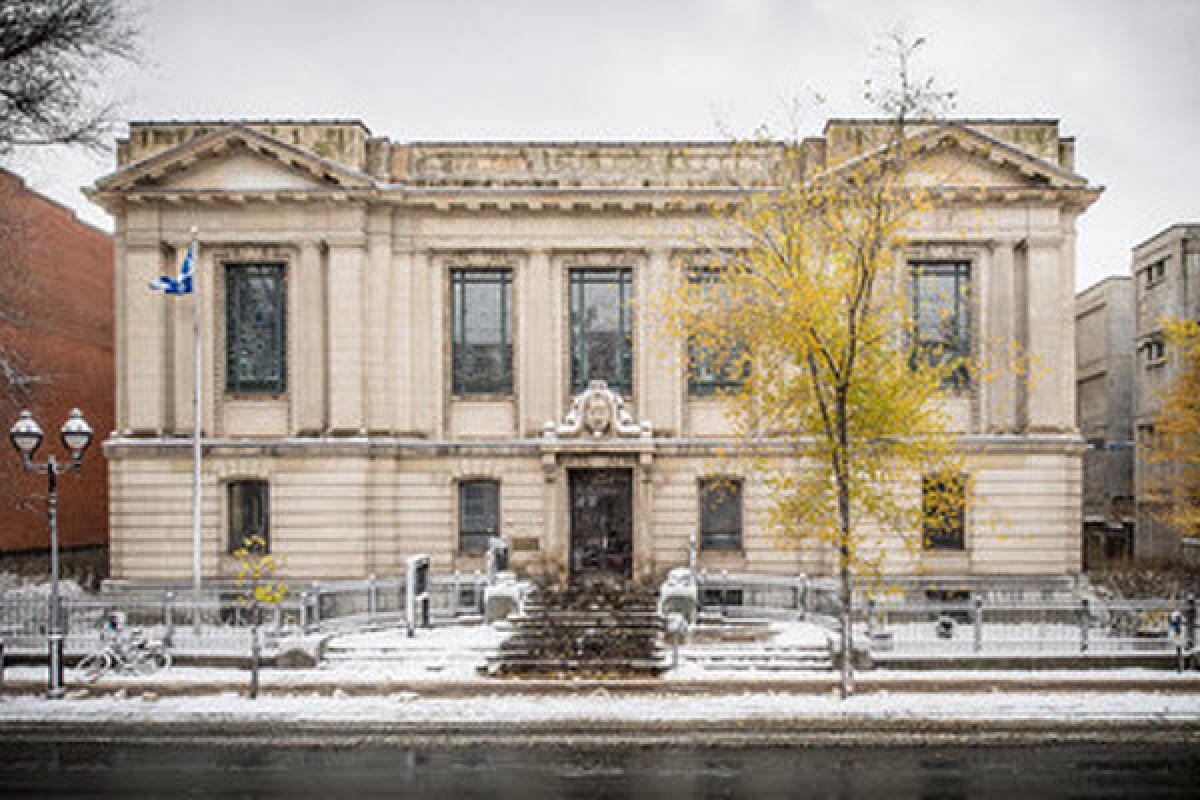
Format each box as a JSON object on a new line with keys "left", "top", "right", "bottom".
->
{"left": 1, "top": 689, "right": 1199, "bottom": 723}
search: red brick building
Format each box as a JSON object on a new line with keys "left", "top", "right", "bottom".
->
{"left": 0, "top": 168, "right": 113, "bottom": 553}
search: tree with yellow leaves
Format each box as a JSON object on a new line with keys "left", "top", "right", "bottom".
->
{"left": 1146, "top": 318, "right": 1200, "bottom": 545}
{"left": 233, "top": 533, "right": 286, "bottom": 699}
{"left": 662, "top": 35, "right": 972, "bottom": 697}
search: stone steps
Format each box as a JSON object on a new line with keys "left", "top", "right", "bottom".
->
{"left": 485, "top": 586, "right": 669, "bottom": 677}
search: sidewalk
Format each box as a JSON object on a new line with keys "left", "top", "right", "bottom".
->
{"left": 5, "top": 664, "right": 1200, "bottom": 697}
{"left": 4, "top": 684, "right": 1200, "bottom": 746}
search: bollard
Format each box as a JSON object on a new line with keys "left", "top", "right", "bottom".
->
{"left": 368, "top": 574, "right": 377, "bottom": 621}
{"left": 973, "top": 595, "right": 983, "bottom": 654}
{"left": 163, "top": 592, "right": 175, "bottom": 649}
{"left": 1186, "top": 594, "right": 1196, "bottom": 655}
{"left": 1080, "top": 597, "right": 1090, "bottom": 653}
{"left": 311, "top": 582, "right": 322, "bottom": 627}
{"left": 300, "top": 592, "right": 312, "bottom": 633}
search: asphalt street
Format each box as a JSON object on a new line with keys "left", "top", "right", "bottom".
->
{"left": 2, "top": 741, "right": 1199, "bottom": 798}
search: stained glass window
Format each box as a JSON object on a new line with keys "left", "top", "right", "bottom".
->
{"left": 688, "top": 267, "right": 748, "bottom": 396}
{"left": 225, "top": 264, "right": 286, "bottom": 394}
{"left": 570, "top": 269, "right": 633, "bottom": 396}
{"left": 700, "top": 477, "right": 742, "bottom": 550}
{"left": 459, "top": 480, "right": 499, "bottom": 554}
{"left": 911, "top": 262, "right": 970, "bottom": 388}
{"left": 451, "top": 269, "right": 512, "bottom": 395}
{"left": 228, "top": 480, "right": 269, "bottom": 554}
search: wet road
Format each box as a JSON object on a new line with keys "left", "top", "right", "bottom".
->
{"left": 2, "top": 741, "right": 1198, "bottom": 798}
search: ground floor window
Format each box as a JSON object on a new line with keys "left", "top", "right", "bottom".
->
{"left": 700, "top": 477, "right": 743, "bottom": 550}
{"left": 459, "top": 480, "right": 499, "bottom": 554}
{"left": 228, "top": 480, "right": 269, "bottom": 553}
{"left": 922, "top": 472, "right": 966, "bottom": 550}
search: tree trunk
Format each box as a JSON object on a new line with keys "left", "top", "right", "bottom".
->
{"left": 836, "top": 394, "right": 854, "bottom": 699}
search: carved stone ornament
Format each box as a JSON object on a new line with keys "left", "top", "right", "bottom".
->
{"left": 543, "top": 380, "right": 652, "bottom": 440}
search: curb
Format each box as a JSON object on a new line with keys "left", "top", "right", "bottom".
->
{"left": 5, "top": 676, "right": 1200, "bottom": 697}
{"left": 5, "top": 717, "right": 1200, "bottom": 747}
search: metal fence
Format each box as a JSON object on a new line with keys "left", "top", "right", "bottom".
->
{"left": 859, "top": 595, "right": 1197, "bottom": 658}
{"left": 0, "top": 571, "right": 490, "bottom": 659}
{"left": 695, "top": 571, "right": 808, "bottom": 619}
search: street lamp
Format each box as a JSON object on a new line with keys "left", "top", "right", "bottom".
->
{"left": 9, "top": 408, "right": 93, "bottom": 695}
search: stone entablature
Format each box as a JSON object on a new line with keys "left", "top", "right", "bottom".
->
{"left": 397, "top": 141, "right": 782, "bottom": 189}
{"left": 108, "top": 118, "right": 1088, "bottom": 195}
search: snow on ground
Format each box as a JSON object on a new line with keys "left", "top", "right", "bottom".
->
{"left": 1, "top": 689, "right": 1199, "bottom": 724}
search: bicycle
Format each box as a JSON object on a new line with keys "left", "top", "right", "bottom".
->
{"left": 76, "top": 628, "right": 172, "bottom": 682}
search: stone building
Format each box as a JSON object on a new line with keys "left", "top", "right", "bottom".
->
{"left": 86, "top": 118, "right": 1099, "bottom": 586}
{"left": 0, "top": 168, "right": 114, "bottom": 554}
{"left": 1074, "top": 275, "right": 1134, "bottom": 566}
{"left": 1132, "top": 223, "right": 1200, "bottom": 561}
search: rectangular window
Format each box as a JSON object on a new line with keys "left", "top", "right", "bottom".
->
{"left": 1144, "top": 259, "right": 1166, "bottom": 288}
{"left": 459, "top": 480, "right": 499, "bottom": 554}
{"left": 225, "top": 264, "right": 286, "bottom": 394}
{"left": 911, "top": 262, "right": 970, "bottom": 388}
{"left": 1144, "top": 339, "right": 1165, "bottom": 366}
{"left": 451, "top": 269, "right": 513, "bottom": 395}
{"left": 570, "top": 268, "right": 633, "bottom": 396}
{"left": 700, "top": 477, "right": 743, "bottom": 550}
{"left": 228, "top": 480, "right": 269, "bottom": 554}
{"left": 688, "top": 267, "right": 748, "bottom": 396}
{"left": 922, "top": 473, "right": 966, "bottom": 551}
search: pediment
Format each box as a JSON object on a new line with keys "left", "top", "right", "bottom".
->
{"left": 825, "top": 124, "right": 1088, "bottom": 191}
{"left": 94, "top": 124, "right": 375, "bottom": 193}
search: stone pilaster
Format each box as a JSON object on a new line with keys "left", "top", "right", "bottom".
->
{"left": 1025, "top": 236, "right": 1070, "bottom": 432}
{"left": 124, "top": 242, "right": 166, "bottom": 434}
{"left": 292, "top": 240, "right": 326, "bottom": 434}
{"left": 327, "top": 239, "right": 366, "bottom": 434}
{"left": 985, "top": 239, "right": 1019, "bottom": 432}
{"left": 364, "top": 207, "right": 393, "bottom": 433}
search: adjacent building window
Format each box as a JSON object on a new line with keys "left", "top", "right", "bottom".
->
{"left": 688, "top": 267, "right": 748, "bottom": 396}
{"left": 1144, "top": 338, "right": 1165, "bottom": 366}
{"left": 225, "top": 264, "right": 286, "bottom": 394}
{"left": 911, "top": 262, "right": 970, "bottom": 388}
{"left": 570, "top": 268, "right": 633, "bottom": 396}
{"left": 700, "top": 477, "right": 743, "bottom": 550}
{"left": 228, "top": 480, "right": 269, "bottom": 554}
{"left": 922, "top": 472, "right": 966, "bottom": 551}
{"left": 451, "top": 269, "right": 513, "bottom": 395}
{"left": 459, "top": 480, "right": 499, "bottom": 554}
{"left": 1144, "top": 258, "right": 1166, "bottom": 288}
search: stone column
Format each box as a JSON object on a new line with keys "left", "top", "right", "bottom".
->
{"left": 292, "top": 240, "right": 326, "bottom": 434}
{"left": 634, "top": 453, "right": 656, "bottom": 583}
{"left": 124, "top": 242, "right": 166, "bottom": 434}
{"left": 327, "top": 239, "right": 366, "bottom": 434}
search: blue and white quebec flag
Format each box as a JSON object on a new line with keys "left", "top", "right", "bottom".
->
{"left": 148, "top": 244, "right": 194, "bottom": 295}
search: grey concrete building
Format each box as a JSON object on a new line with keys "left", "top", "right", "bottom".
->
{"left": 1132, "top": 223, "right": 1200, "bottom": 560}
{"left": 1075, "top": 275, "right": 1134, "bottom": 566}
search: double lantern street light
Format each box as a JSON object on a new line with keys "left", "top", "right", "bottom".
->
{"left": 9, "top": 408, "right": 93, "bottom": 696}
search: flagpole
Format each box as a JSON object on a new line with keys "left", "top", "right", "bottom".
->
{"left": 190, "top": 226, "right": 202, "bottom": 603}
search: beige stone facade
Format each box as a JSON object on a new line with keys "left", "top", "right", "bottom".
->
{"left": 88, "top": 118, "right": 1100, "bottom": 584}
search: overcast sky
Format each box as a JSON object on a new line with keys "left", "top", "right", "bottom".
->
{"left": 8, "top": 0, "right": 1199, "bottom": 289}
